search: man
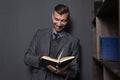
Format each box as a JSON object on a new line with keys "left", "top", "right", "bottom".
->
{"left": 24, "top": 4, "right": 80, "bottom": 80}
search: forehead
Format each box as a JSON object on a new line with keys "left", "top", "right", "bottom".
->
{"left": 53, "top": 11, "right": 69, "bottom": 20}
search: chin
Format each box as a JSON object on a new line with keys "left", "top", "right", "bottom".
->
{"left": 57, "top": 29, "right": 63, "bottom": 33}
{"left": 55, "top": 27, "right": 64, "bottom": 33}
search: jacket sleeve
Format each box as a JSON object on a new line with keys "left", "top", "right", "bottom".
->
{"left": 65, "top": 39, "right": 81, "bottom": 80}
{"left": 24, "top": 30, "right": 40, "bottom": 68}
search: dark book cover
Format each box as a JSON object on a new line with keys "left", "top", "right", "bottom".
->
{"left": 40, "top": 56, "right": 75, "bottom": 67}
{"left": 100, "top": 36, "right": 119, "bottom": 61}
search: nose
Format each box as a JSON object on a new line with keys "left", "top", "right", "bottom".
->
{"left": 57, "top": 21, "right": 62, "bottom": 26}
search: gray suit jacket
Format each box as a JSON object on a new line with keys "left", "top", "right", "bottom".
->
{"left": 24, "top": 28, "right": 80, "bottom": 80}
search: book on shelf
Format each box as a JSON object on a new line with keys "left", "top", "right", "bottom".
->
{"left": 40, "top": 56, "right": 75, "bottom": 67}
{"left": 99, "top": 36, "right": 119, "bottom": 61}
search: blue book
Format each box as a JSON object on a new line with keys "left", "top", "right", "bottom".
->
{"left": 100, "top": 36, "right": 119, "bottom": 61}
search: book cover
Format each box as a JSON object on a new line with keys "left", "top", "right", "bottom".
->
{"left": 100, "top": 36, "right": 119, "bottom": 61}
{"left": 40, "top": 56, "right": 75, "bottom": 67}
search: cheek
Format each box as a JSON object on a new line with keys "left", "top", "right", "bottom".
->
{"left": 63, "top": 22, "right": 67, "bottom": 25}
{"left": 60, "top": 22, "right": 67, "bottom": 27}
{"left": 52, "top": 20, "right": 57, "bottom": 25}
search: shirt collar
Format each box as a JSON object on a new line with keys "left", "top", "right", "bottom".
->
{"left": 51, "top": 30, "right": 64, "bottom": 39}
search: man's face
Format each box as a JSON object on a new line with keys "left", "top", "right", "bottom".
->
{"left": 52, "top": 11, "right": 69, "bottom": 33}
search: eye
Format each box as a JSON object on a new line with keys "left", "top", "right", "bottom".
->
{"left": 61, "top": 19, "right": 67, "bottom": 22}
{"left": 54, "top": 18, "right": 59, "bottom": 21}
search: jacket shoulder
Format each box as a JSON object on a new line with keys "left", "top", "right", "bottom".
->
{"left": 64, "top": 32, "right": 79, "bottom": 42}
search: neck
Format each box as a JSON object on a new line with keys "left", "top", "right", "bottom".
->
{"left": 53, "top": 29, "right": 58, "bottom": 34}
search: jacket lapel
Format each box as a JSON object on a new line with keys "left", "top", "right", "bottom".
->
{"left": 44, "top": 28, "right": 51, "bottom": 56}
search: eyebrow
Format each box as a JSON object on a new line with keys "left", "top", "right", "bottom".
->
{"left": 54, "top": 17, "right": 67, "bottom": 21}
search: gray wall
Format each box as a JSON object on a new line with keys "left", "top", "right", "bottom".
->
{"left": 0, "top": 0, "right": 92, "bottom": 80}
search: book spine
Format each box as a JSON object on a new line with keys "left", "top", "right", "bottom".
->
{"left": 99, "top": 36, "right": 119, "bottom": 61}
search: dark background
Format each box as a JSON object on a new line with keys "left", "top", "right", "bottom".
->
{"left": 0, "top": 0, "right": 92, "bottom": 80}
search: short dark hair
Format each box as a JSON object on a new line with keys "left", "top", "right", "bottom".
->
{"left": 54, "top": 4, "right": 70, "bottom": 15}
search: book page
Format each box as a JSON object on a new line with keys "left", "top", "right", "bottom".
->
{"left": 60, "top": 56, "right": 75, "bottom": 62}
{"left": 41, "top": 56, "right": 59, "bottom": 63}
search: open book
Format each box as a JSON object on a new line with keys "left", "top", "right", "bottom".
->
{"left": 40, "top": 56, "right": 75, "bottom": 67}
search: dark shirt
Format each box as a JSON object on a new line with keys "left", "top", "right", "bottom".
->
{"left": 46, "top": 31, "right": 65, "bottom": 80}
{"left": 49, "top": 30, "right": 64, "bottom": 58}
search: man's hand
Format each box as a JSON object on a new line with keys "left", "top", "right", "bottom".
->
{"left": 47, "top": 64, "right": 70, "bottom": 76}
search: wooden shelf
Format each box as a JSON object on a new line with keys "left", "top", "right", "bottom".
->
{"left": 93, "top": 57, "right": 120, "bottom": 79}
{"left": 96, "top": 0, "right": 118, "bottom": 17}
{"left": 102, "top": 61, "right": 120, "bottom": 78}
{"left": 92, "top": 0, "right": 118, "bottom": 27}
{"left": 92, "top": 0, "right": 120, "bottom": 80}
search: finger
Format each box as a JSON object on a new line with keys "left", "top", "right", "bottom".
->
{"left": 48, "top": 65, "right": 57, "bottom": 70}
{"left": 55, "top": 66, "right": 59, "bottom": 68}
{"left": 47, "top": 65, "right": 57, "bottom": 72}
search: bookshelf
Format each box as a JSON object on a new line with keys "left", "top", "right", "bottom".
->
{"left": 92, "top": 0, "right": 120, "bottom": 80}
